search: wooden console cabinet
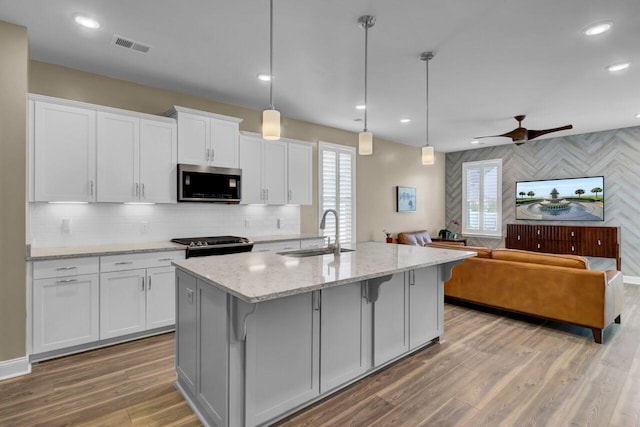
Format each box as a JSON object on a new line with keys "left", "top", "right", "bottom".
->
{"left": 506, "top": 224, "right": 620, "bottom": 270}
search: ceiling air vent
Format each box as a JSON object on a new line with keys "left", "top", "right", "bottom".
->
{"left": 112, "top": 34, "right": 151, "bottom": 53}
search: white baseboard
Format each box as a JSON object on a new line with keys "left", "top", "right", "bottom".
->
{"left": 0, "top": 356, "right": 31, "bottom": 381}
{"left": 623, "top": 275, "right": 640, "bottom": 285}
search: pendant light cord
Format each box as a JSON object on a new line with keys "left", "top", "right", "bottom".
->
{"left": 269, "top": 0, "right": 274, "bottom": 110}
{"left": 425, "top": 54, "right": 429, "bottom": 147}
{"left": 364, "top": 24, "right": 368, "bottom": 132}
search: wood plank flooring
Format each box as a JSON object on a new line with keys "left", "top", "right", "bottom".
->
{"left": 1, "top": 285, "right": 638, "bottom": 426}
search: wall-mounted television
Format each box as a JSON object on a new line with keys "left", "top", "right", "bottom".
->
{"left": 515, "top": 176, "right": 604, "bottom": 221}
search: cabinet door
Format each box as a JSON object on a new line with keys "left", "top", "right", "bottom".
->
{"left": 320, "top": 282, "right": 371, "bottom": 393}
{"left": 100, "top": 269, "right": 146, "bottom": 339}
{"left": 33, "top": 274, "right": 99, "bottom": 354}
{"left": 34, "top": 101, "right": 96, "bottom": 202}
{"left": 140, "top": 119, "right": 177, "bottom": 203}
{"left": 373, "top": 273, "right": 409, "bottom": 365}
{"left": 146, "top": 266, "right": 176, "bottom": 329}
{"left": 239, "top": 135, "right": 264, "bottom": 204}
{"left": 245, "top": 291, "right": 320, "bottom": 426}
{"left": 177, "top": 111, "right": 209, "bottom": 165}
{"left": 97, "top": 112, "right": 140, "bottom": 202}
{"left": 287, "top": 143, "right": 313, "bottom": 205}
{"left": 409, "top": 267, "right": 440, "bottom": 350}
{"left": 263, "top": 140, "right": 287, "bottom": 205}
{"left": 176, "top": 270, "right": 198, "bottom": 396}
{"left": 209, "top": 118, "right": 239, "bottom": 168}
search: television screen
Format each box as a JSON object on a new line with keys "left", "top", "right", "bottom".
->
{"left": 515, "top": 176, "right": 604, "bottom": 221}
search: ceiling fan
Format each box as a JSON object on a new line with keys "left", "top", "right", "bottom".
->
{"left": 476, "top": 115, "right": 573, "bottom": 145}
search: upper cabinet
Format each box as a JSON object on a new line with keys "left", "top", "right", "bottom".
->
{"left": 30, "top": 95, "right": 178, "bottom": 203}
{"left": 167, "top": 106, "right": 243, "bottom": 168}
{"left": 32, "top": 100, "right": 97, "bottom": 202}
{"left": 287, "top": 142, "right": 313, "bottom": 205}
{"left": 97, "top": 112, "right": 177, "bottom": 203}
{"left": 239, "top": 133, "right": 287, "bottom": 205}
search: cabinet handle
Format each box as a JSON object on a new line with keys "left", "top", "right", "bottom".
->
{"left": 517, "top": 235, "right": 521, "bottom": 240}
{"left": 56, "top": 266, "right": 77, "bottom": 271}
{"left": 571, "top": 231, "right": 575, "bottom": 237}
{"left": 266, "top": 189, "right": 269, "bottom": 201}
{"left": 148, "top": 276, "right": 152, "bottom": 290}
{"left": 211, "top": 148, "right": 215, "bottom": 161}
{"left": 537, "top": 229, "right": 541, "bottom": 235}
{"left": 141, "top": 277, "right": 145, "bottom": 291}
{"left": 597, "top": 240, "right": 602, "bottom": 246}
{"left": 262, "top": 189, "right": 266, "bottom": 201}
{"left": 409, "top": 270, "right": 416, "bottom": 286}
{"left": 115, "top": 261, "right": 133, "bottom": 265}
{"left": 90, "top": 180, "right": 94, "bottom": 196}
{"left": 537, "top": 243, "right": 541, "bottom": 249}
{"left": 158, "top": 257, "right": 174, "bottom": 262}
{"left": 288, "top": 190, "right": 292, "bottom": 201}
{"left": 206, "top": 148, "right": 211, "bottom": 161}
{"left": 135, "top": 183, "right": 139, "bottom": 197}
{"left": 56, "top": 278, "right": 77, "bottom": 284}
{"left": 141, "top": 183, "right": 145, "bottom": 198}
{"left": 571, "top": 246, "right": 575, "bottom": 252}
{"left": 362, "top": 282, "right": 369, "bottom": 300}
{"left": 312, "top": 291, "right": 321, "bottom": 311}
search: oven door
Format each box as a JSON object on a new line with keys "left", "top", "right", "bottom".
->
{"left": 178, "top": 164, "right": 242, "bottom": 203}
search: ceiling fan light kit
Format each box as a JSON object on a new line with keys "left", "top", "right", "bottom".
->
{"left": 358, "top": 15, "right": 375, "bottom": 156}
{"left": 420, "top": 51, "right": 435, "bottom": 165}
{"left": 262, "top": 0, "right": 281, "bottom": 141}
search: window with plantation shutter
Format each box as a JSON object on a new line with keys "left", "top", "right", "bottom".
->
{"left": 461, "top": 159, "right": 502, "bottom": 237}
{"left": 318, "top": 142, "right": 356, "bottom": 247}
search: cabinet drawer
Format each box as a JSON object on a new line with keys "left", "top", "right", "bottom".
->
{"left": 33, "top": 257, "right": 99, "bottom": 279}
{"left": 101, "top": 250, "right": 185, "bottom": 272}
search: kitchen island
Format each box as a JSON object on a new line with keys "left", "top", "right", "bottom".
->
{"left": 172, "top": 242, "right": 475, "bottom": 427}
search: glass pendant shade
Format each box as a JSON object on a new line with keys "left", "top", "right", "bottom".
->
{"left": 421, "top": 145, "right": 435, "bottom": 165}
{"left": 359, "top": 131, "right": 373, "bottom": 155}
{"left": 262, "top": 109, "right": 281, "bottom": 140}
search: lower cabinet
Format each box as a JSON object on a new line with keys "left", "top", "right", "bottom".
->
{"left": 373, "top": 273, "right": 409, "bottom": 365}
{"left": 175, "top": 271, "right": 198, "bottom": 396}
{"left": 32, "top": 273, "right": 100, "bottom": 354}
{"left": 320, "top": 282, "right": 371, "bottom": 393}
{"left": 409, "top": 267, "right": 440, "bottom": 349}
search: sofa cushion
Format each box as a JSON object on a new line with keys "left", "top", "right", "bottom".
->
{"left": 397, "top": 230, "right": 432, "bottom": 246}
{"left": 426, "top": 243, "right": 492, "bottom": 258}
{"left": 491, "top": 248, "right": 589, "bottom": 269}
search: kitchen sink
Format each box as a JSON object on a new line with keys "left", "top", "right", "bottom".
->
{"left": 277, "top": 247, "right": 355, "bottom": 257}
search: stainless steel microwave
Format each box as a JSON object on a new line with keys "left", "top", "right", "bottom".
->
{"left": 177, "top": 164, "right": 242, "bottom": 203}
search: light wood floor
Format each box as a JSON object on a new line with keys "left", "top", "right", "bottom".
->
{"left": 1, "top": 285, "right": 638, "bottom": 427}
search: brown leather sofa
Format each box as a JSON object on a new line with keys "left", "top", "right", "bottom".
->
{"left": 397, "top": 231, "right": 624, "bottom": 343}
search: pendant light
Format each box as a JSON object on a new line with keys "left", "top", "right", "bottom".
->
{"left": 358, "top": 15, "right": 375, "bottom": 155}
{"left": 262, "top": 0, "right": 281, "bottom": 140}
{"left": 420, "top": 51, "right": 435, "bottom": 165}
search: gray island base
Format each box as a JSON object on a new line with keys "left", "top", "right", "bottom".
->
{"left": 172, "top": 242, "right": 475, "bottom": 427}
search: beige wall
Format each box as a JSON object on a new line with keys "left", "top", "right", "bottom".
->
{"left": 30, "top": 60, "right": 446, "bottom": 242}
{"left": 0, "top": 21, "right": 28, "bottom": 362}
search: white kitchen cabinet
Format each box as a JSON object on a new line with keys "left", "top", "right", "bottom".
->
{"left": 97, "top": 112, "right": 176, "bottom": 203}
{"left": 168, "top": 106, "right": 242, "bottom": 168}
{"left": 100, "top": 251, "right": 184, "bottom": 339}
{"left": 320, "top": 282, "right": 372, "bottom": 393}
{"left": 32, "top": 100, "right": 96, "bottom": 202}
{"left": 32, "top": 270, "right": 100, "bottom": 354}
{"left": 100, "top": 269, "right": 147, "bottom": 339}
{"left": 409, "top": 267, "right": 441, "bottom": 349}
{"left": 372, "top": 273, "right": 409, "bottom": 365}
{"left": 239, "top": 133, "right": 287, "bottom": 205}
{"left": 245, "top": 291, "right": 320, "bottom": 426}
{"left": 287, "top": 142, "right": 313, "bottom": 205}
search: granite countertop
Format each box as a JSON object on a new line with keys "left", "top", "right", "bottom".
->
{"left": 250, "top": 234, "right": 324, "bottom": 243}
{"left": 27, "top": 241, "right": 186, "bottom": 261}
{"left": 172, "top": 241, "right": 476, "bottom": 303}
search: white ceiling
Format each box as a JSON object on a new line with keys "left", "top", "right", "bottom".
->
{"left": 1, "top": 0, "right": 639, "bottom": 152}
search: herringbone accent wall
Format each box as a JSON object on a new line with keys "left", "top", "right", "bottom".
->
{"left": 445, "top": 126, "right": 640, "bottom": 276}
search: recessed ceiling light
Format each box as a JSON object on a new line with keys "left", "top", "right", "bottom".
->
{"left": 400, "top": 119, "right": 411, "bottom": 123}
{"left": 257, "top": 73, "right": 272, "bottom": 82}
{"left": 636, "top": 113, "right": 640, "bottom": 118}
{"left": 607, "top": 62, "right": 630, "bottom": 72}
{"left": 583, "top": 21, "right": 613, "bottom": 36}
{"left": 73, "top": 13, "right": 100, "bottom": 29}
{"left": 356, "top": 104, "right": 366, "bottom": 110}
{"left": 470, "top": 140, "right": 480, "bottom": 144}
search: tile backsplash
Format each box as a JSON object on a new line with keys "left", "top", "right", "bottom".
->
{"left": 28, "top": 203, "right": 301, "bottom": 247}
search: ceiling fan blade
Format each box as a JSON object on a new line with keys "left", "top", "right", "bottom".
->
{"left": 527, "top": 124, "right": 573, "bottom": 140}
{"left": 474, "top": 128, "right": 523, "bottom": 140}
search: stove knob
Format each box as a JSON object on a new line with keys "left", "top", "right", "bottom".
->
{"left": 189, "top": 242, "right": 196, "bottom": 247}
{"left": 196, "top": 241, "right": 203, "bottom": 246}
{"left": 203, "top": 242, "right": 208, "bottom": 246}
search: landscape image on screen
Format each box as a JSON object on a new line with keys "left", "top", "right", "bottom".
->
{"left": 516, "top": 176, "right": 604, "bottom": 221}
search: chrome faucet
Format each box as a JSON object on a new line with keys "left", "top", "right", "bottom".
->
{"left": 319, "top": 209, "right": 340, "bottom": 255}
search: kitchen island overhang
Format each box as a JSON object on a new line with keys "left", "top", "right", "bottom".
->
{"left": 172, "top": 242, "right": 475, "bottom": 427}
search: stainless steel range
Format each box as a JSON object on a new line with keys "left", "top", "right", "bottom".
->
{"left": 171, "top": 236, "right": 254, "bottom": 258}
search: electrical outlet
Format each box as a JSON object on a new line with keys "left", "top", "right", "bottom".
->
{"left": 140, "top": 221, "right": 149, "bottom": 233}
{"left": 277, "top": 218, "right": 281, "bottom": 229}
{"left": 61, "top": 218, "right": 71, "bottom": 234}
